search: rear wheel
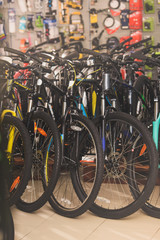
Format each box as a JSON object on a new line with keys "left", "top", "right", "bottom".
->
{"left": 16, "top": 111, "right": 61, "bottom": 212}
{"left": 1, "top": 115, "right": 32, "bottom": 206}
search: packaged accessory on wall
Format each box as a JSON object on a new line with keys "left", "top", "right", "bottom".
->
{"left": 120, "top": 9, "right": 129, "bottom": 29}
{"left": 59, "top": 0, "right": 69, "bottom": 24}
{"left": 8, "top": 8, "right": 16, "bottom": 33}
{"left": 106, "top": 36, "right": 119, "bottom": 49}
{"left": 143, "top": 17, "right": 154, "bottom": 31}
{"left": 27, "top": 14, "right": 34, "bottom": 31}
{"left": 108, "top": 0, "right": 121, "bottom": 9}
{"left": 90, "top": 8, "right": 98, "bottom": 28}
{"left": 129, "top": 11, "right": 142, "bottom": 29}
{"left": 69, "top": 12, "right": 85, "bottom": 41}
{"left": 103, "top": 14, "right": 115, "bottom": 28}
{"left": 19, "top": 38, "right": 29, "bottom": 52}
{"left": 67, "top": 0, "right": 83, "bottom": 10}
{"left": 0, "top": 14, "right": 6, "bottom": 41}
{"left": 35, "top": 12, "right": 43, "bottom": 28}
{"left": 26, "top": 0, "right": 32, "bottom": 12}
{"left": 43, "top": 17, "right": 59, "bottom": 40}
{"left": 18, "top": 0, "right": 27, "bottom": 13}
{"left": 144, "top": 0, "right": 155, "bottom": 14}
{"left": 35, "top": 0, "right": 43, "bottom": 9}
{"left": 19, "top": 16, "right": 27, "bottom": 33}
{"left": 129, "top": 0, "right": 143, "bottom": 11}
{"left": 105, "top": 19, "right": 120, "bottom": 35}
{"left": 130, "top": 30, "right": 142, "bottom": 45}
{"left": 103, "top": 11, "right": 120, "bottom": 35}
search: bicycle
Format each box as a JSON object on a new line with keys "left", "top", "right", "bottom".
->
{"left": 68, "top": 47, "right": 159, "bottom": 219}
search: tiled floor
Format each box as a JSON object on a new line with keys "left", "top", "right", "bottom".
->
{"left": 12, "top": 203, "right": 160, "bottom": 240}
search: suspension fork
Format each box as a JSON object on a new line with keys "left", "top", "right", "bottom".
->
{"left": 152, "top": 96, "right": 160, "bottom": 168}
{"left": 101, "top": 93, "right": 106, "bottom": 152}
{"left": 0, "top": 110, "right": 17, "bottom": 158}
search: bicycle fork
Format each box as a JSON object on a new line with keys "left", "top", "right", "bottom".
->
{"left": 152, "top": 96, "right": 160, "bottom": 168}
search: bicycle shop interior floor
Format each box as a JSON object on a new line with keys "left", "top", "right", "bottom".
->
{"left": 12, "top": 203, "right": 160, "bottom": 240}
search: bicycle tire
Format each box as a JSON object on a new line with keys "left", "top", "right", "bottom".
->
{"left": 16, "top": 111, "right": 61, "bottom": 212}
{"left": 48, "top": 113, "right": 104, "bottom": 218}
{"left": 1, "top": 116, "right": 32, "bottom": 206}
{"left": 140, "top": 129, "right": 160, "bottom": 218}
{"left": 90, "top": 111, "right": 158, "bottom": 219}
{"left": 0, "top": 143, "right": 15, "bottom": 240}
{"left": 132, "top": 75, "right": 154, "bottom": 123}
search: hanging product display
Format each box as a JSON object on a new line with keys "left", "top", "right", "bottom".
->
{"left": 26, "top": 0, "right": 32, "bottom": 12}
{"left": 106, "top": 36, "right": 119, "bottom": 49}
{"left": 19, "top": 16, "right": 27, "bottom": 33}
{"left": 130, "top": 30, "right": 142, "bottom": 45}
{"left": 43, "top": 17, "right": 59, "bottom": 41}
{"left": 120, "top": 9, "right": 129, "bottom": 29}
{"left": 35, "top": 12, "right": 43, "bottom": 28}
{"left": 0, "top": 14, "right": 6, "bottom": 41}
{"left": 18, "top": 0, "right": 27, "bottom": 13}
{"left": 8, "top": 8, "right": 16, "bottom": 33}
{"left": 104, "top": 13, "right": 120, "bottom": 35}
{"left": 59, "top": 0, "right": 69, "bottom": 24}
{"left": 34, "top": 0, "right": 43, "bottom": 9}
{"left": 144, "top": 0, "right": 155, "bottom": 14}
{"left": 103, "top": 14, "right": 115, "bottom": 28}
{"left": 129, "top": 0, "right": 143, "bottom": 11}
{"left": 143, "top": 17, "right": 154, "bottom": 31}
{"left": 129, "top": 11, "right": 142, "bottom": 29}
{"left": 108, "top": 0, "right": 120, "bottom": 9}
{"left": 90, "top": 8, "right": 98, "bottom": 28}
{"left": 69, "top": 12, "right": 85, "bottom": 41}
{"left": 19, "top": 38, "right": 29, "bottom": 52}
{"left": 27, "top": 14, "right": 34, "bottom": 31}
{"left": 67, "top": 0, "right": 83, "bottom": 10}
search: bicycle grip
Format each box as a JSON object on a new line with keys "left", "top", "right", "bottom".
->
{"left": 4, "top": 47, "right": 25, "bottom": 56}
{"left": 63, "top": 51, "right": 79, "bottom": 60}
{"left": 121, "top": 37, "right": 133, "bottom": 46}
{"left": 81, "top": 48, "right": 101, "bottom": 57}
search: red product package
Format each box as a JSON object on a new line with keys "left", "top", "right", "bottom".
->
{"left": 130, "top": 31, "right": 142, "bottom": 45}
{"left": 129, "top": 0, "right": 143, "bottom": 11}
{"left": 129, "top": 11, "right": 142, "bottom": 29}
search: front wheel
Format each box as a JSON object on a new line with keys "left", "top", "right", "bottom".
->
{"left": 90, "top": 111, "right": 158, "bottom": 219}
{"left": 49, "top": 113, "right": 104, "bottom": 218}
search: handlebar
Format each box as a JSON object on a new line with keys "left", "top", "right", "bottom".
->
{"left": 110, "top": 37, "right": 133, "bottom": 54}
{"left": 127, "top": 37, "right": 152, "bottom": 50}
{"left": 4, "top": 47, "right": 42, "bottom": 63}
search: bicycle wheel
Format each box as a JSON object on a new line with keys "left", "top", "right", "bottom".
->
{"left": 132, "top": 75, "right": 154, "bottom": 123}
{"left": 16, "top": 111, "right": 61, "bottom": 212}
{"left": 90, "top": 111, "right": 158, "bottom": 219}
{"left": 0, "top": 143, "right": 14, "bottom": 240}
{"left": 1, "top": 115, "right": 32, "bottom": 206}
{"left": 140, "top": 127, "right": 160, "bottom": 218}
{"left": 48, "top": 113, "right": 104, "bottom": 218}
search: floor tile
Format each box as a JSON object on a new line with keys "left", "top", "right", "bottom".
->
{"left": 151, "top": 228, "right": 160, "bottom": 240}
{"left": 15, "top": 211, "right": 104, "bottom": 240}
{"left": 86, "top": 210, "right": 160, "bottom": 240}
{"left": 12, "top": 204, "right": 160, "bottom": 240}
